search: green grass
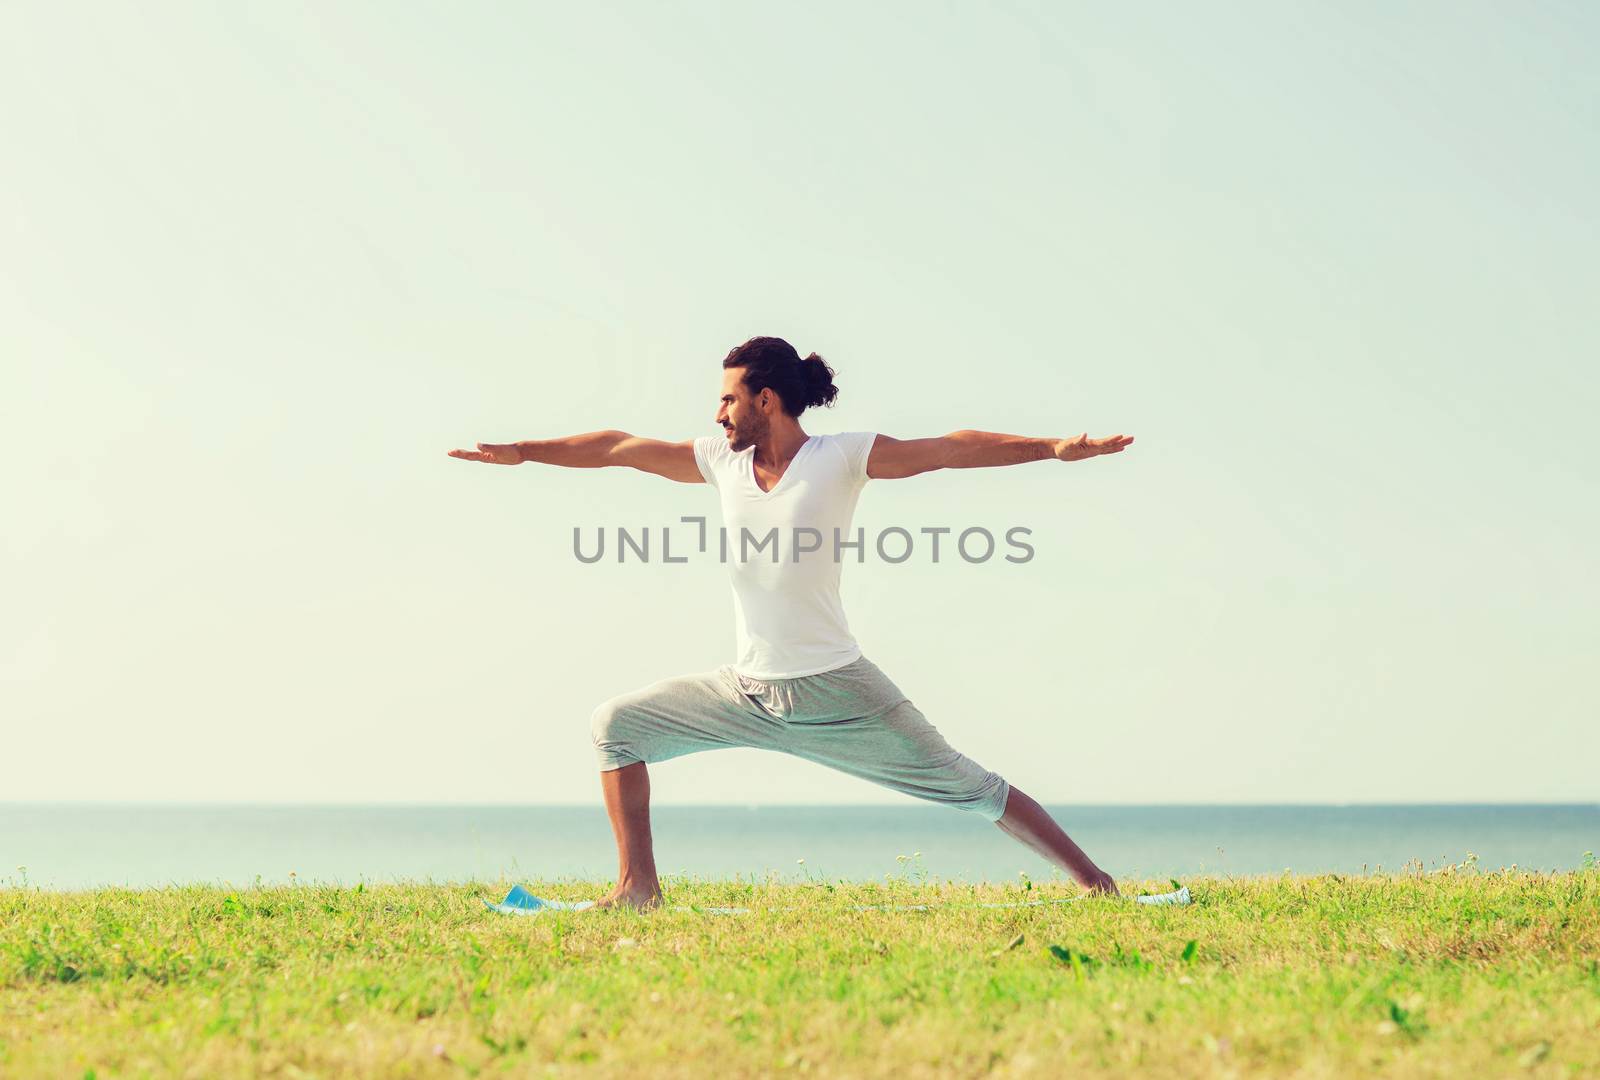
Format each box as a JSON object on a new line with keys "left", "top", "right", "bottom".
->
{"left": 2, "top": 866, "right": 1597, "bottom": 1077}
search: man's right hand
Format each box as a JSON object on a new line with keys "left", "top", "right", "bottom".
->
{"left": 445, "top": 432, "right": 704, "bottom": 482}
{"left": 448, "top": 442, "right": 521, "bottom": 465}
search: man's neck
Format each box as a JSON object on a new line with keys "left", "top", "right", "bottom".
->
{"left": 752, "top": 425, "right": 810, "bottom": 469}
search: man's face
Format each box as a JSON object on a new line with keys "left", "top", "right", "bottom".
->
{"left": 717, "top": 367, "right": 771, "bottom": 451}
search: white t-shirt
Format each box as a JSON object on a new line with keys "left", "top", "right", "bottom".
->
{"left": 692, "top": 430, "right": 878, "bottom": 679}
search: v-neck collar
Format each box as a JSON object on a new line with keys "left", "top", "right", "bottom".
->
{"left": 745, "top": 435, "right": 817, "bottom": 498}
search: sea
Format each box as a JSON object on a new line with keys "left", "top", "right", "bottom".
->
{"left": 1, "top": 803, "right": 1594, "bottom": 892}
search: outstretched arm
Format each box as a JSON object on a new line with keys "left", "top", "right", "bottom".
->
{"left": 866, "top": 430, "right": 1133, "bottom": 480}
{"left": 447, "top": 431, "right": 704, "bottom": 484}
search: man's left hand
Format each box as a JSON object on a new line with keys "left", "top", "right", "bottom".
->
{"left": 1054, "top": 433, "right": 1134, "bottom": 462}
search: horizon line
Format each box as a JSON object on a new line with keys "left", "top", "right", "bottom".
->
{"left": 3, "top": 800, "right": 1596, "bottom": 809}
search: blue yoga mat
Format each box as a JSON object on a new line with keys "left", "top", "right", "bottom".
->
{"left": 483, "top": 883, "right": 1190, "bottom": 916}
{"left": 482, "top": 884, "right": 597, "bottom": 913}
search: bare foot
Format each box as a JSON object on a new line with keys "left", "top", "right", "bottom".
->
{"left": 1081, "top": 870, "right": 1120, "bottom": 898}
{"left": 590, "top": 885, "right": 665, "bottom": 911}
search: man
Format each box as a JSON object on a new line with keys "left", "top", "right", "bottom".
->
{"left": 449, "top": 336, "right": 1134, "bottom": 910}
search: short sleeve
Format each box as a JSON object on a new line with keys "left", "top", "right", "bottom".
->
{"left": 835, "top": 431, "right": 878, "bottom": 485}
{"left": 692, "top": 435, "right": 723, "bottom": 487}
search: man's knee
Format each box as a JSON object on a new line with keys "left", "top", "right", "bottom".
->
{"left": 590, "top": 698, "right": 642, "bottom": 769}
{"left": 589, "top": 699, "right": 620, "bottom": 744}
{"left": 976, "top": 774, "right": 1012, "bottom": 823}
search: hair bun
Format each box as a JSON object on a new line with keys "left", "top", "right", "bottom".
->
{"left": 801, "top": 352, "right": 839, "bottom": 409}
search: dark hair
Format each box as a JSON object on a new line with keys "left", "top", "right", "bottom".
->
{"left": 722, "top": 336, "right": 838, "bottom": 417}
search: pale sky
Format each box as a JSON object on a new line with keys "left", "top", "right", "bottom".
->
{"left": 3, "top": 2, "right": 1595, "bottom": 806}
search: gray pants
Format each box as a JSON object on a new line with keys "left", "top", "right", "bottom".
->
{"left": 590, "top": 655, "right": 1012, "bottom": 822}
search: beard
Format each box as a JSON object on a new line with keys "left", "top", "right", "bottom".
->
{"left": 725, "top": 412, "right": 768, "bottom": 452}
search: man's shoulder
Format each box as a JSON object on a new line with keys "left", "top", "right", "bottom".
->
{"left": 816, "top": 430, "right": 878, "bottom": 451}
{"left": 692, "top": 433, "right": 739, "bottom": 485}
{"left": 693, "top": 433, "right": 728, "bottom": 457}
{"left": 814, "top": 431, "right": 878, "bottom": 483}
